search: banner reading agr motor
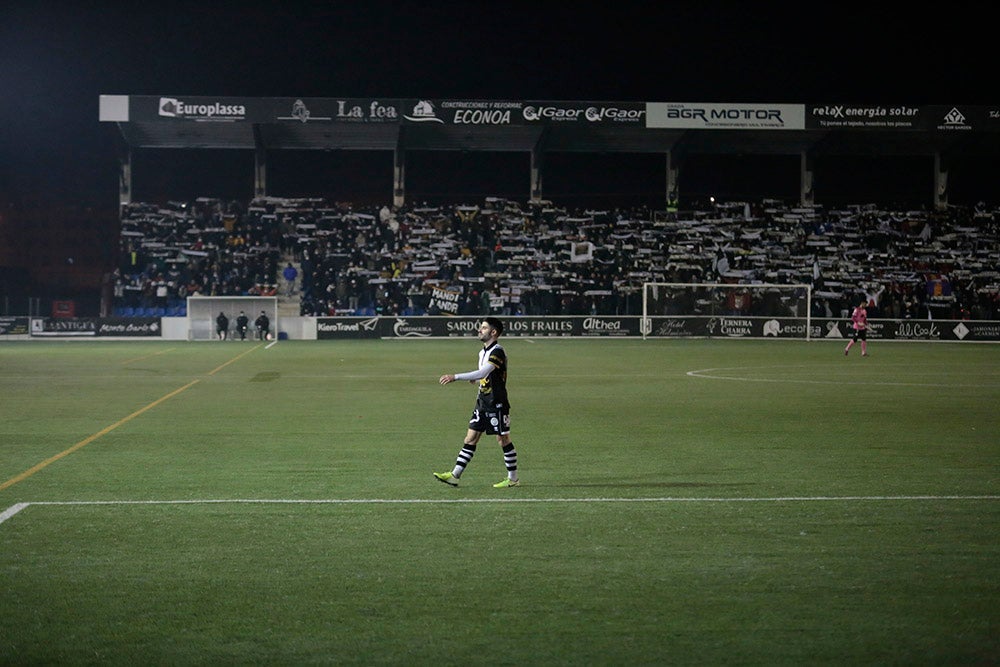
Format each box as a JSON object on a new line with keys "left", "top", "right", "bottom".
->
{"left": 646, "top": 103, "right": 805, "bottom": 129}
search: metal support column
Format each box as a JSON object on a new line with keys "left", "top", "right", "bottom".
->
{"left": 393, "top": 144, "right": 406, "bottom": 208}
{"left": 666, "top": 150, "right": 679, "bottom": 212}
{"left": 800, "top": 151, "right": 815, "bottom": 207}
{"left": 118, "top": 145, "right": 132, "bottom": 209}
{"left": 530, "top": 144, "right": 544, "bottom": 202}
{"left": 253, "top": 125, "right": 267, "bottom": 198}
{"left": 934, "top": 152, "right": 949, "bottom": 210}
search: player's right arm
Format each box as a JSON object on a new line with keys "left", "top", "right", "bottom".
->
{"left": 440, "top": 359, "right": 496, "bottom": 385}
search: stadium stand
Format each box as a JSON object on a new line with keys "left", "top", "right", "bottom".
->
{"left": 113, "top": 197, "right": 1000, "bottom": 321}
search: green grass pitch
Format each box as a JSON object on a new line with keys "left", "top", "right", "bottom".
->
{"left": 1, "top": 338, "right": 998, "bottom": 664}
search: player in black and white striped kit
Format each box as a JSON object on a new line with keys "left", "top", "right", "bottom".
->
{"left": 434, "top": 317, "right": 520, "bottom": 488}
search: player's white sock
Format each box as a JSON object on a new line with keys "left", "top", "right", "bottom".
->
{"left": 502, "top": 443, "right": 518, "bottom": 482}
{"left": 452, "top": 444, "right": 476, "bottom": 477}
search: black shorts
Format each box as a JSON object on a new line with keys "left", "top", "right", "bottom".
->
{"left": 852, "top": 328, "right": 867, "bottom": 342}
{"left": 469, "top": 403, "right": 510, "bottom": 435}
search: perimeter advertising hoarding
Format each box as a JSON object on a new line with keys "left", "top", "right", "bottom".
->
{"left": 127, "top": 96, "right": 403, "bottom": 124}
{"left": 646, "top": 103, "right": 805, "bottom": 130}
{"left": 400, "top": 100, "right": 648, "bottom": 126}
{"left": 647, "top": 317, "right": 820, "bottom": 338}
{"left": 29, "top": 318, "right": 162, "bottom": 337}
{"left": 925, "top": 105, "right": 982, "bottom": 132}
{"left": 656, "top": 317, "right": 1000, "bottom": 341}
{"left": 0, "top": 317, "right": 29, "bottom": 335}
{"left": 805, "top": 105, "right": 1000, "bottom": 131}
{"left": 114, "top": 97, "right": 1000, "bottom": 132}
{"left": 520, "top": 102, "right": 647, "bottom": 125}
{"left": 129, "top": 96, "right": 254, "bottom": 122}
{"left": 806, "top": 104, "right": 924, "bottom": 130}
{"left": 401, "top": 100, "right": 525, "bottom": 126}
{"left": 986, "top": 107, "right": 1000, "bottom": 130}
{"left": 269, "top": 98, "right": 401, "bottom": 124}
{"left": 316, "top": 316, "right": 1000, "bottom": 341}
{"left": 11, "top": 315, "right": 997, "bottom": 341}
{"left": 317, "top": 316, "right": 640, "bottom": 339}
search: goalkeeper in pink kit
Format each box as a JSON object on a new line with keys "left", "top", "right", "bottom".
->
{"left": 845, "top": 300, "right": 869, "bottom": 357}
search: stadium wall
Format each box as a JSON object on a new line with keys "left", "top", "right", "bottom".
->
{"left": 2, "top": 316, "right": 999, "bottom": 343}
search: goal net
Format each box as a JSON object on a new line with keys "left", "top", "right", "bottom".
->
{"left": 186, "top": 296, "right": 278, "bottom": 341}
{"left": 642, "top": 282, "right": 812, "bottom": 340}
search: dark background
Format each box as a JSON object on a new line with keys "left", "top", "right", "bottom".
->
{"left": 0, "top": 1, "right": 996, "bottom": 312}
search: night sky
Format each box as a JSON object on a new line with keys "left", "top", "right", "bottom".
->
{"left": 0, "top": 1, "right": 992, "bottom": 209}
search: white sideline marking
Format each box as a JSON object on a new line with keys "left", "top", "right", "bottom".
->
{"left": 0, "top": 503, "right": 29, "bottom": 524}
{"left": 2, "top": 495, "right": 997, "bottom": 526}
{"left": 265, "top": 340, "right": 277, "bottom": 350}
{"left": 687, "top": 367, "right": 1000, "bottom": 388}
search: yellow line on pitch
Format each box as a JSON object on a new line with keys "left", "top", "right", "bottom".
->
{"left": 0, "top": 380, "right": 199, "bottom": 492}
{"left": 0, "top": 344, "right": 262, "bottom": 492}
{"left": 208, "top": 344, "right": 262, "bottom": 375}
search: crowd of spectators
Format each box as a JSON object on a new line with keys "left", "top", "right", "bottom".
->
{"left": 112, "top": 195, "right": 1000, "bottom": 321}
{"left": 113, "top": 198, "right": 281, "bottom": 316}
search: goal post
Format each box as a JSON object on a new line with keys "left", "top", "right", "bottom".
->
{"left": 641, "top": 282, "right": 812, "bottom": 340}
{"left": 186, "top": 296, "right": 278, "bottom": 341}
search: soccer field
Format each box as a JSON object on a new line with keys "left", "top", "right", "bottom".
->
{"left": 1, "top": 338, "right": 998, "bottom": 664}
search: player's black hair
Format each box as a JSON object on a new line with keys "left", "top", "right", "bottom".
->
{"left": 484, "top": 316, "right": 504, "bottom": 336}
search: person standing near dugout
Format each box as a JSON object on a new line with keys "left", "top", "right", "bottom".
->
{"left": 845, "top": 300, "right": 869, "bottom": 356}
{"left": 255, "top": 310, "right": 271, "bottom": 340}
{"left": 236, "top": 310, "right": 249, "bottom": 341}
{"left": 435, "top": 317, "right": 520, "bottom": 488}
{"left": 215, "top": 311, "right": 229, "bottom": 340}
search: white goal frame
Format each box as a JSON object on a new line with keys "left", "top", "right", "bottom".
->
{"left": 186, "top": 296, "right": 278, "bottom": 341}
{"left": 641, "top": 282, "right": 812, "bottom": 340}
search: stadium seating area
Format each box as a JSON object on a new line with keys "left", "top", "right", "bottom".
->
{"left": 113, "top": 196, "right": 1000, "bottom": 320}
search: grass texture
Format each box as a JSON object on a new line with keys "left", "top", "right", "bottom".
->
{"left": 0, "top": 338, "right": 998, "bottom": 664}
